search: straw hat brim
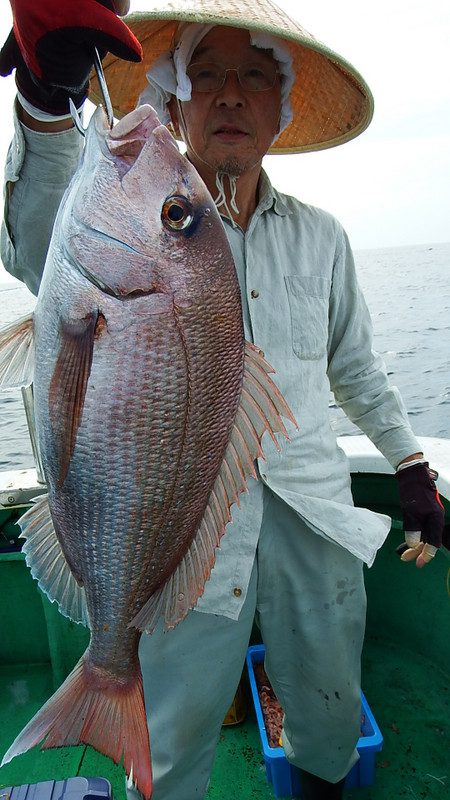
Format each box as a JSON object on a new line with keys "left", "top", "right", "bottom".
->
{"left": 89, "top": 0, "right": 374, "bottom": 155}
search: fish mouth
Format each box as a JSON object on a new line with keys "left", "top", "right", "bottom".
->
{"left": 97, "top": 105, "right": 171, "bottom": 176}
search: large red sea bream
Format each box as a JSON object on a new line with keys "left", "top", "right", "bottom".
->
{"left": 0, "top": 103, "right": 296, "bottom": 798}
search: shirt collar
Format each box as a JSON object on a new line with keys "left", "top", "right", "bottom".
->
{"left": 219, "top": 169, "right": 292, "bottom": 233}
{"left": 257, "top": 169, "right": 292, "bottom": 217}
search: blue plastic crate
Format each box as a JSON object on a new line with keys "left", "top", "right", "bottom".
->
{"left": 246, "top": 644, "right": 383, "bottom": 798}
{"left": 1, "top": 778, "right": 112, "bottom": 800}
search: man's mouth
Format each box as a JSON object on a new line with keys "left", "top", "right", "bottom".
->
{"left": 213, "top": 125, "right": 249, "bottom": 142}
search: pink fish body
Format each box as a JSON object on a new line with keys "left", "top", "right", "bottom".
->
{"left": 0, "top": 105, "right": 296, "bottom": 798}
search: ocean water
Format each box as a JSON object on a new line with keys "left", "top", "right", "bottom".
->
{"left": 329, "top": 240, "right": 450, "bottom": 439}
{"left": 0, "top": 240, "right": 449, "bottom": 471}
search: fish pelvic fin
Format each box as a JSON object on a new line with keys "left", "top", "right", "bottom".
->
{"left": 0, "top": 313, "right": 34, "bottom": 389}
{"left": 49, "top": 313, "right": 98, "bottom": 487}
{"left": 1, "top": 654, "right": 153, "bottom": 800}
{"left": 19, "top": 494, "right": 89, "bottom": 626}
{"left": 130, "top": 341, "right": 298, "bottom": 634}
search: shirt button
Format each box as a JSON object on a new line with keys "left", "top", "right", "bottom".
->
{"left": 250, "top": 289, "right": 260, "bottom": 298}
{"left": 233, "top": 587, "right": 242, "bottom": 598}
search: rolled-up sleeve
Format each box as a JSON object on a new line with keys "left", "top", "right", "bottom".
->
{"left": 327, "top": 227, "right": 421, "bottom": 468}
{"left": 1, "top": 100, "right": 83, "bottom": 296}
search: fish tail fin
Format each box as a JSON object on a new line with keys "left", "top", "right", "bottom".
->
{"left": 1, "top": 653, "right": 152, "bottom": 799}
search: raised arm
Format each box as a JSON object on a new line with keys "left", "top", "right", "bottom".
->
{"left": 1, "top": 102, "right": 84, "bottom": 295}
{"left": 0, "top": 1, "right": 141, "bottom": 294}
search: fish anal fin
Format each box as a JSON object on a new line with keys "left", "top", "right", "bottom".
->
{"left": 1, "top": 654, "right": 152, "bottom": 800}
{"left": 0, "top": 313, "right": 34, "bottom": 389}
{"left": 130, "top": 341, "right": 297, "bottom": 633}
{"left": 129, "top": 507, "right": 225, "bottom": 635}
{"left": 49, "top": 313, "right": 98, "bottom": 487}
{"left": 19, "top": 495, "right": 89, "bottom": 626}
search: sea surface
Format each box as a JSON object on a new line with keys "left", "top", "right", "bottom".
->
{"left": 0, "top": 240, "right": 449, "bottom": 471}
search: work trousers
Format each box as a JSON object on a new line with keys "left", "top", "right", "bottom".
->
{"left": 127, "top": 488, "right": 367, "bottom": 800}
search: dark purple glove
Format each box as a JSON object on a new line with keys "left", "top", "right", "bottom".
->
{"left": 395, "top": 462, "right": 446, "bottom": 566}
{"left": 0, "top": 0, "right": 142, "bottom": 115}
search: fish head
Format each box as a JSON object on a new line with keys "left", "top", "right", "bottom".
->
{"left": 61, "top": 104, "right": 237, "bottom": 303}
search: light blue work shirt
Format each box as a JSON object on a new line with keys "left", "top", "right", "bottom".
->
{"left": 1, "top": 103, "right": 422, "bottom": 619}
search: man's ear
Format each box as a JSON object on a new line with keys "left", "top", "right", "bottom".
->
{"left": 167, "top": 96, "right": 181, "bottom": 137}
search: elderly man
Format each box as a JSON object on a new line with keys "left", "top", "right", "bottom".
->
{"left": 0, "top": 2, "right": 445, "bottom": 799}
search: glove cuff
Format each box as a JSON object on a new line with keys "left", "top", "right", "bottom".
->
{"left": 396, "top": 457, "right": 427, "bottom": 473}
{"left": 16, "top": 69, "right": 88, "bottom": 116}
{"left": 17, "top": 90, "right": 76, "bottom": 123}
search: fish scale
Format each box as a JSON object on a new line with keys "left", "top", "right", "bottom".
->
{"left": 0, "top": 103, "right": 297, "bottom": 799}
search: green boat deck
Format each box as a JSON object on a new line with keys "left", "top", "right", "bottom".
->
{"left": 1, "top": 472, "right": 449, "bottom": 799}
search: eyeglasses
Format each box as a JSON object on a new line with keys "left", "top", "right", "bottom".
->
{"left": 186, "top": 61, "right": 280, "bottom": 93}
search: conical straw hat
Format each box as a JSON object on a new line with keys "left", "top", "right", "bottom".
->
{"left": 90, "top": 0, "right": 374, "bottom": 154}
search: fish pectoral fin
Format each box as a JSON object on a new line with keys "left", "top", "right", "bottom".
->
{"left": 49, "top": 312, "right": 98, "bottom": 487}
{"left": 19, "top": 495, "right": 89, "bottom": 626}
{"left": 0, "top": 313, "right": 34, "bottom": 389}
{"left": 130, "top": 342, "right": 298, "bottom": 634}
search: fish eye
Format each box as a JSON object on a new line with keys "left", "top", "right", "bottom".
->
{"left": 162, "top": 196, "right": 194, "bottom": 231}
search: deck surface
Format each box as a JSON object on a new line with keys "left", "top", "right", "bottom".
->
{"left": 1, "top": 472, "right": 449, "bottom": 799}
{"left": 0, "top": 637, "right": 448, "bottom": 799}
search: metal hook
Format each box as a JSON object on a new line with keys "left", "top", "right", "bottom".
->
{"left": 69, "top": 98, "right": 86, "bottom": 137}
{"left": 69, "top": 48, "right": 114, "bottom": 135}
{"left": 93, "top": 46, "right": 114, "bottom": 129}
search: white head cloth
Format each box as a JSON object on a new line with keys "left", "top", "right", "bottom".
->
{"left": 138, "top": 22, "right": 295, "bottom": 138}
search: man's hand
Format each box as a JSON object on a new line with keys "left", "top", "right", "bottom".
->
{"left": 395, "top": 461, "right": 446, "bottom": 567}
{"left": 0, "top": 1, "right": 142, "bottom": 115}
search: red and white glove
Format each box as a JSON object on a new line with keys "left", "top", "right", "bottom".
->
{"left": 0, "top": 1, "right": 141, "bottom": 114}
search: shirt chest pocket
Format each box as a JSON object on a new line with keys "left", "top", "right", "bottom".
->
{"left": 284, "top": 275, "right": 331, "bottom": 360}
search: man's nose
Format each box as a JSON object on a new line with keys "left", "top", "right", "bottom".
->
{"left": 215, "top": 69, "right": 246, "bottom": 106}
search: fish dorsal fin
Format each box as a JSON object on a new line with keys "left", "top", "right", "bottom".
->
{"left": 49, "top": 313, "right": 98, "bottom": 487}
{"left": 19, "top": 495, "right": 89, "bottom": 626}
{"left": 0, "top": 313, "right": 34, "bottom": 388}
{"left": 130, "top": 342, "right": 298, "bottom": 633}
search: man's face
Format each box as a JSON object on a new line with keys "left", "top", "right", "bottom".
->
{"left": 170, "top": 26, "right": 282, "bottom": 176}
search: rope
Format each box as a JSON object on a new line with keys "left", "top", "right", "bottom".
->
{"left": 214, "top": 172, "right": 240, "bottom": 226}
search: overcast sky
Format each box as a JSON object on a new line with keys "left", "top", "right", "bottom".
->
{"left": 0, "top": 0, "right": 448, "bottom": 287}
